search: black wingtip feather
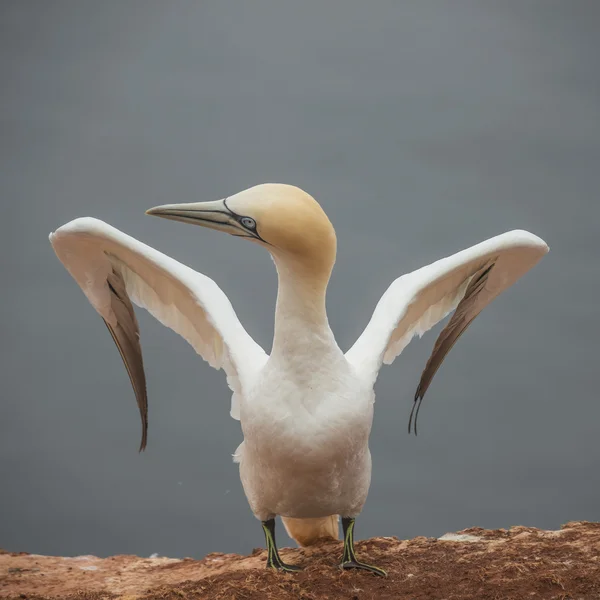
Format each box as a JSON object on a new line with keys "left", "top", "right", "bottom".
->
{"left": 408, "top": 392, "right": 423, "bottom": 436}
{"left": 407, "top": 260, "right": 496, "bottom": 437}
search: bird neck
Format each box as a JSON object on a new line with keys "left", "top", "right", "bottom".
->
{"left": 270, "top": 254, "right": 337, "bottom": 360}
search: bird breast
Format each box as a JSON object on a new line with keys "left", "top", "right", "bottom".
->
{"left": 239, "top": 356, "right": 375, "bottom": 468}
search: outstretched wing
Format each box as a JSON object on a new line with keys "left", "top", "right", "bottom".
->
{"left": 345, "top": 230, "right": 548, "bottom": 432}
{"left": 50, "top": 217, "right": 268, "bottom": 449}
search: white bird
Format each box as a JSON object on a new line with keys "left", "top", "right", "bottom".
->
{"left": 50, "top": 183, "right": 548, "bottom": 575}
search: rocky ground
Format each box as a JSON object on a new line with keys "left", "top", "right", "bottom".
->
{"left": 1, "top": 521, "right": 599, "bottom": 600}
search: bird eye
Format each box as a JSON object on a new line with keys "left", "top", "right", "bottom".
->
{"left": 240, "top": 217, "right": 256, "bottom": 230}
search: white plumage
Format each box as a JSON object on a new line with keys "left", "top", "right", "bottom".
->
{"left": 346, "top": 230, "right": 548, "bottom": 379}
{"left": 50, "top": 183, "right": 548, "bottom": 572}
{"left": 50, "top": 217, "right": 267, "bottom": 427}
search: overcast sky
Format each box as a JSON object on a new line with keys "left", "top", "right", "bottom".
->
{"left": 1, "top": 1, "right": 599, "bottom": 559}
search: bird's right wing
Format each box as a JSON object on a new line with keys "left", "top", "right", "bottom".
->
{"left": 50, "top": 217, "right": 268, "bottom": 449}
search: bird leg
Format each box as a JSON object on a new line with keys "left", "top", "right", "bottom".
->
{"left": 340, "top": 517, "right": 387, "bottom": 577}
{"left": 261, "top": 518, "right": 302, "bottom": 572}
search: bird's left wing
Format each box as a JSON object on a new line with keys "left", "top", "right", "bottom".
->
{"left": 50, "top": 218, "right": 268, "bottom": 449}
{"left": 345, "top": 230, "right": 548, "bottom": 432}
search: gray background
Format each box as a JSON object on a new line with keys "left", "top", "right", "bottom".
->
{"left": 1, "top": 1, "right": 598, "bottom": 559}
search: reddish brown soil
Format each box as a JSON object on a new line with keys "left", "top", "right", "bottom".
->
{"left": 2, "top": 521, "right": 599, "bottom": 600}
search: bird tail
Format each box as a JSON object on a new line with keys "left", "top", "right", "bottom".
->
{"left": 281, "top": 515, "right": 340, "bottom": 547}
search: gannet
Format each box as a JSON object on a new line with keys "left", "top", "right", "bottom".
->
{"left": 50, "top": 183, "right": 548, "bottom": 576}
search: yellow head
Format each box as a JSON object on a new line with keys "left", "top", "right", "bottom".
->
{"left": 147, "top": 183, "right": 337, "bottom": 278}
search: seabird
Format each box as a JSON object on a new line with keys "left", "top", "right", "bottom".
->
{"left": 50, "top": 183, "right": 548, "bottom": 576}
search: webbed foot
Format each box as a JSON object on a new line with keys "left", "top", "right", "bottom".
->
{"left": 340, "top": 517, "right": 387, "bottom": 578}
{"left": 262, "top": 518, "right": 302, "bottom": 573}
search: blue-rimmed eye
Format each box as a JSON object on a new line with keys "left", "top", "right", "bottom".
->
{"left": 240, "top": 217, "right": 256, "bottom": 230}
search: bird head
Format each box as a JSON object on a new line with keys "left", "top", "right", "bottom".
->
{"left": 146, "top": 183, "right": 337, "bottom": 277}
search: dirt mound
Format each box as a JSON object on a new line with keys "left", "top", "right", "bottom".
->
{"left": 2, "top": 521, "right": 599, "bottom": 599}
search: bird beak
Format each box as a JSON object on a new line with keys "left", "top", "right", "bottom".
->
{"left": 145, "top": 199, "right": 241, "bottom": 235}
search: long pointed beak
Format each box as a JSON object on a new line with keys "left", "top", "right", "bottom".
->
{"left": 146, "top": 199, "right": 241, "bottom": 234}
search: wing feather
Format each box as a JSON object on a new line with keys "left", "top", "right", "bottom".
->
{"left": 103, "top": 268, "right": 148, "bottom": 449}
{"left": 346, "top": 230, "right": 548, "bottom": 429}
{"left": 50, "top": 217, "right": 267, "bottom": 449}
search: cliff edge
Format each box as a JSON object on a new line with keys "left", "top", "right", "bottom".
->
{"left": 2, "top": 521, "right": 598, "bottom": 600}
